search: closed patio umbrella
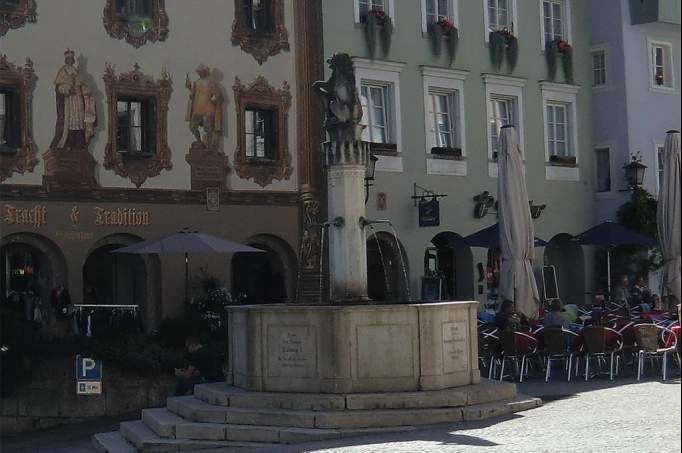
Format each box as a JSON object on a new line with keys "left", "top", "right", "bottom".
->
{"left": 657, "top": 130, "right": 681, "bottom": 307}
{"left": 497, "top": 125, "right": 540, "bottom": 319}
{"left": 112, "top": 228, "right": 264, "bottom": 303}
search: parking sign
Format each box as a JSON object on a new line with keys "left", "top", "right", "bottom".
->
{"left": 76, "top": 355, "right": 102, "bottom": 394}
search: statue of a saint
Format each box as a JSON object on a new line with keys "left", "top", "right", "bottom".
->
{"left": 50, "top": 49, "right": 96, "bottom": 151}
{"left": 185, "top": 64, "right": 222, "bottom": 149}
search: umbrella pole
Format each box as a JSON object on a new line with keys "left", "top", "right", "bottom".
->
{"left": 185, "top": 252, "right": 189, "bottom": 305}
{"left": 607, "top": 247, "right": 611, "bottom": 300}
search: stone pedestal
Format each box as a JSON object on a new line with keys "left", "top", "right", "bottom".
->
{"left": 185, "top": 142, "right": 228, "bottom": 191}
{"left": 323, "top": 140, "right": 370, "bottom": 302}
{"left": 227, "top": 301, "right": 480, "bottom": 394}
{"left": 42, "top": 147, "right": 98, "bottom": 191}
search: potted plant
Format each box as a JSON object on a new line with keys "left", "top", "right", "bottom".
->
{"left": 364, "top": 7, "right": 393, "bottom": 58}
{"left": 489, "top": 28, "right": 518, "bottom": 72}
{"left": 549, "top": 154, "right": 576, "bottom": 165}
{"left": 655, "top": 72, "right": 664, "bottom": 86}
{"left": 545, "top": 39, "right": 573, "bottom": 83}
{"left": 429, "top": 18, "right": 459, "bottom": 64}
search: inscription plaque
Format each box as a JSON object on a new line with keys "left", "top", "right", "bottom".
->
{"left": 267, "top": 325, "right": 317, "bottom": 378}
{"left": 442, "top": 321, "right": 468, "bottom": 374}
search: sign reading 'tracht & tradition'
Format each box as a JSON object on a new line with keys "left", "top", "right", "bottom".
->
{"left": 94, "top": 207, "right": 150, "bottom": 226}
{"left": 3, "top": 205, "right": 47, "bottom": 228}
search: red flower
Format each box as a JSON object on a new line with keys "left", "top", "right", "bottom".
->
{"left": 557, "top": 40, "right": 571, "bottom": 52}
{"left": 437, "top": 18, "right": 455, "bottom": 32}
{"left": 370, "top": 7, "right": 386, "bottom": 20}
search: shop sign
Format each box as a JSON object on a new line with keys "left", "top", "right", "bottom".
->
{"left": 94, "top": 207, "right": 150, "bottom": 226}
{"left": 418, "top": 198, "right": 440, "bottom": 227}
{"left": 3, "top": 204, "right": 47, "bottom": 228}
{"left": 75, "top": 355, "right": 102, "bottom": 395}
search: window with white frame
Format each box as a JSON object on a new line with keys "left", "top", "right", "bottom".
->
{"left": 360, "top": 83, "right": 391, "bottom": 143}
{"left": 649, "top": 41, "right": 674, "bottom": 89}
{"left": 427, "top": 90, "right": 459, "bottom": 149}
{"left": 657, "top": 145, "right": 665, "bottom": 194}
{"left": 487, "top": 0, "right": 513, "bottom": 32}
{"left": 489, "top": 96, "right": 516, "bottom": 159}
{"left": 356, "top": 0, "right": 389, "bottom": 23}
{"left": 592, "top": 49, "right": 607, "bottom": 87}
{"left": 542, "top": 0, "right": 565, "bottom": 43}
{"left": 424, "top": 0, "right": 454, "bottom": 29}
{"left": 594, "top": 146, "right": 611, "bottom": 192}
{"left": 541, "top": 82, "right": 579, "bottom": 166}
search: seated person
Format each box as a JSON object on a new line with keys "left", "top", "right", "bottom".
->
{"left": 495, "top": 300, "right": 528, "bottom": 331}
{"left": 543, "top": 299, "right": 570, "bottom": 329}
{"left": 612, "top": 275, "right": 630, "bottom": 304}
{"left": 174, "top": 335, "right": 221, "bottom": 396}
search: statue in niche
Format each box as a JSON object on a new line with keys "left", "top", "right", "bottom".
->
{"left": 185, "top": 64, "right": 223, "bottom": 149}
{"left": 50, "top": 49, "right": 96, "bottom": 151}
{"left": 312, "top": 53, "right": 363, "bottom": 143}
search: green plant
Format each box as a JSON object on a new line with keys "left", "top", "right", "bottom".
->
{"left": 380, "top": 15, "right": 393, "bottom": 55}
{"left": 545, "top": 39, "right": 573, "bottom": 83}
{"left": 429, "top": 23, "right": 443, "bottom": 57}
{"left": 364, "top": 8, "right": 392, "bottom": 58}
{"left": 489, "top": 31, "right": 505, "bottom": 70}
{"left": 489, "top": 29, "right": 517, "bottom": 72}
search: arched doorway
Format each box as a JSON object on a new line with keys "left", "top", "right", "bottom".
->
{"left": 1, "top": 233, "right": 67, "bottom": 304}
{"left": 82, "top": 234, "right": 160, "bottom": 332}
{"left": 426, "top": 232, "right": 474, "bottom": 301}
{"left": 366, "top": 231, "right": 410, "bottom": 302}
{"left": 545, "top": 233, "right": 585, "bottom": 306}
{"left": 231, "top": 235, "right": 296, "bottom": 304}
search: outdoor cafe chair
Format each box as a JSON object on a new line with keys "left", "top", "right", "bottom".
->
{"left": 498, "top": 330, "right": 538, "bottom": 383}
{"left": 581, "top": 326, "right": 623, "bottom": 381}
{"left": 634, "top": 324, "right": 679, "bottom": 381}
{"left": 478, "top": 327, "right": 500, "bottom": 379}
{"left": 537, "top": 327, "right": 580, "bottom": 382}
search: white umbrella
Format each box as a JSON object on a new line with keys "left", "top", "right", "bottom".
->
{"left": 497, "top": 125, "right": 540, "bottom": 319}
{"left": 657, "top": 130, "right": 681, "bottom": 307}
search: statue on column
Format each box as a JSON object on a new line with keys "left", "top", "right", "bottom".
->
{"left": 50, "top": 49, "right": 96, "bottom": 150}
{"left": 185, "top": 64, "right": 222, "bottom": 149}
{"left": 43, "top": 49, "right": 98, "bottom": 191}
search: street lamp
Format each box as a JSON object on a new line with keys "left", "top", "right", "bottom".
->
{"left": 365, "top": 153, "right": 378, "bottom": 204}
{"left": 622, "top": 157, "right": 647, "bottom": 190}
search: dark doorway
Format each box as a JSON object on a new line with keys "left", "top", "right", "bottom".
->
{"left": 82, "top": 244, "right": 147, "bottom": 307}
{"left": 232, "top": 245, "right": 286, "bottom": 304}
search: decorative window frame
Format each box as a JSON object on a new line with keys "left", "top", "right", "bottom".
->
{"left": 590, "top": 44, "right": 611, "bottom": 92}
{"left": 483, "top": 0, "right": 518, "bottom": 42}
{"left": 593, "top": 141, "right": 615, "bottom": 198}
{"left": 354, "top": 0, "right": 396, "bottom": 25}
{"left": 233, "top": 76, "right": 292, "bottom": 188}
{"left": 483, "top": 73, "right": 526, "bottom": 178}
{"left": 538, "top": 0, "right": 573, "bottom": 50}
{"left": 0, "top": 55, "right": 37, "bottom": 182}
{"left": 420, "top": 0, "right": 459, "bottom": 34}
{"left": 353, "top": 57, "right": 405, "bottom": 173}
{"left": 103, "top": 63, "right": 172, "bottom": 188}
{"left": 232, "top": 0, "right": 289, "bottom": 65}
{"left": 647, "top": 38, "right": 676, "bottom": 93}
{"left": 0, "top": 0, "right": 35, "bottom": 37}
{"left": 103, "top": 0, "right": 169, "bottom": 48}
{"left": 421, "top": 66, "right": 468, "bottom": 176}
{"left": 541, "top": 81, "right": 580, "bottom": 181}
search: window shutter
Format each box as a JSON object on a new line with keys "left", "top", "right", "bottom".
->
{"left": 143, "top": 98, "right": 157, "bottom": 155}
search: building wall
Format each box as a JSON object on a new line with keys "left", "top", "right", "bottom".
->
{"left": 322, "top": 0, "right": 596, "bottom": 305}
{"left": 0, "top": 0, "right": 299, "bottom": 192}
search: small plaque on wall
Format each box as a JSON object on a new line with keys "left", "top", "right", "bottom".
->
{"left": 418, "top": 198, "right": 440, "bottom": 227}
{"left": 206, "top": 187, "right": 220, "bottom": 212}
{"left": 377, "top": 192, "right": 387, "bottom": 211}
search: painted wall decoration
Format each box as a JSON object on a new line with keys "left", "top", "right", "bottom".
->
{"left": 103, "top": 0, "right": 169, "bottom": 48}
{"left": 0, "top": 0, "right": 36, "bottom": 37}
{"left": 231, "top": 0, "right": 289, "bottom": 64}
{"left": 42, "top": 50, "right": 99, "bottom": 191}
{"left": 0, "top": 54, "right": 37, "bottom": 183}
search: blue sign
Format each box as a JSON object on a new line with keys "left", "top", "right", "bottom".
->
{"left": 76, "top": 355, "right": 102, "bottom": 381}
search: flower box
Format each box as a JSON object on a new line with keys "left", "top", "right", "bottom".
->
{"left": 549, "top": 155, "right": 577, "bottom": 165}
{"left": 430, "top": 146, "right": 462, "bottom": 159}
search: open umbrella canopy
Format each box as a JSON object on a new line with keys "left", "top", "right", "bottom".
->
{"left": 461, "top": 223, "right": 547, "bottom": 249}
{"left": 111, "top": 229, "right": 265, "bottom": 254}
{"left": 573, "top": 221, "right": 657, "bottom": 247}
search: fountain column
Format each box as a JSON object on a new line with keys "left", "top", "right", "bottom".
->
{"left": 323, "top": 139, "right": 370, "bottom": 302}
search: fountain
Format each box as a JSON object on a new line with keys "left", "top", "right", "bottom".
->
{"left": 226, "top": 54, "right": 481, "bottom": 393}
{"left": 92, "top": 54, "right": 540, "bottom": 452}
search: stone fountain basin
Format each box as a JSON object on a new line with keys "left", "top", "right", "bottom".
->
{"left": 227, "top": 301, "right": 480, "bottom": 394}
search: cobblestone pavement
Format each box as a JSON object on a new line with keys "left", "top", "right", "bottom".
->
{"left": 1, "top": 378, "right": 679, "bottom": 453}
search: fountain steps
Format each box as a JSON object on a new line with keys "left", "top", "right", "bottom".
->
{"left": 92, "top": 379, "right": 541, "bottom": 452}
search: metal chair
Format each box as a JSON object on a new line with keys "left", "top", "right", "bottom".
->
{"left": 538, "top": 327, "right": 580, "bottom": 382}
{"left": 478, "top": 327, "right": 500, "bottom": 379}
{"left": 498, "top": 330, "right": 538, "bottom": 383}
{"left": 582, "top": 326, "right": 623, "bottom": 381}
{"left": 634, "top": 324, "right": 679, "bottom": 381}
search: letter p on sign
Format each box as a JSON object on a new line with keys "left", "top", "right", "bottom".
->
{"left": 82, "top": 358, "right": 96, "bottom": 377}
{"left": 76, "top": 355, "right": 102, "bottom": 381}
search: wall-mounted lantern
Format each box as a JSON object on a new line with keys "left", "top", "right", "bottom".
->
{"left": 621, "top": 154, "right": 647, "bottom": 191}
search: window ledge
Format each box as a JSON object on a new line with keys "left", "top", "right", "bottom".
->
{"left": 369, "top": 142, "right": 399, "bottom": 155}
{"left": 547, "top": 161, "right": 579, "bottom": 168}
{"left": 650, "top": 85, "right": 676, "bottom": 94}
{"left": 245, "top": 157, "right": 278, "bottom": 165}
{"left": 429, "top": 153, "right": 465, "bottom": 161}
{"left": 118, "top": 151, "right": 154, "bottom": 159}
